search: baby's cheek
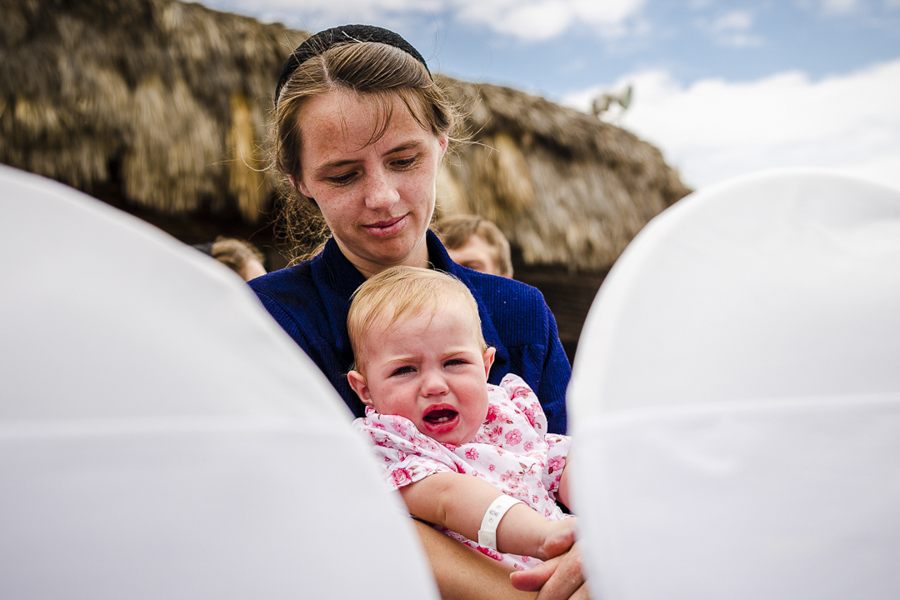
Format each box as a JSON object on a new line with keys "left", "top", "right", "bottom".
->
{"left": 474, "top": 397, "right": 490, "bottom": 424}
{"left": 377, "top": 390, "right": 411, "bottom": 419}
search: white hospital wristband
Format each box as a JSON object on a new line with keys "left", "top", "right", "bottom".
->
{"left": 477, "top": 494, "right": 523, "bottom": 551}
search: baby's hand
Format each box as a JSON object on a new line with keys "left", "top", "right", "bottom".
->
{"left": 537, "top": 517, "right": 578, "bottom": 560}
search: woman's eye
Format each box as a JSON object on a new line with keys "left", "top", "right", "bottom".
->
{"left": 392, "top": 156, "right": 417, "bottom": 170}
{"left": 327, "top": 172, "right": 356, "bottom": 185}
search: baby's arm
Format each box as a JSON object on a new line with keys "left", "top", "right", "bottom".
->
{"left": 399, "top": 472, "right": 576, "bottom": 561}
{"left": 557, "top": 459, "right": 572, "bottom": 510}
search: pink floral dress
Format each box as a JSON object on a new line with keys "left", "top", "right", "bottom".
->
{"left": 353, "top": 373, "right": 571, "bottom": 570}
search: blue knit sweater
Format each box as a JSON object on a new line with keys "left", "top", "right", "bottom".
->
{"left": 248, "top": 230, "right": 570, "bottom": 434}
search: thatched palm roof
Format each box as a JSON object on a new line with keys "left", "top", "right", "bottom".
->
{"left": 0, "top": 0, "right": 300, "bottom": 221}
{"left": 1, "top": 0, "right": 690, "bottom": 272}
{"left": 437, "top": 79, "right": 689, "bottom": 270}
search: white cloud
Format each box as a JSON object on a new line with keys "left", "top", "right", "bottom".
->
{"left": 452, "top": 0, "right": 647, "bottom": 40}
{"left": 714, "top": 32, "right": 764, "bottom": 48}
{"left": 454, "top": 0, "right": 577, "bottom": 40}
{"left": 204, "top": 0, "right": 646, "bottom": 41}
{"left": 206, "top": 0, "right": 439, "bottom": 29}
{"left": 563, "top": 58, "right": 900, "bottom": 192}
{"left": 805, "top": 0, "right": 900, "bottom": 15}
{"left": 698, "top": 9, "right": 764, "bottom": 47}
{"left": 820, "top": 0, "right": 864, "bottom": 15}
{"left": 711, "top": 10, "right": 754, "bottom": 31}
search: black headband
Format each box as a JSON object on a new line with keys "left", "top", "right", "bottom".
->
{"left": 274, "top": 24, "right": 432, "bottom": 107}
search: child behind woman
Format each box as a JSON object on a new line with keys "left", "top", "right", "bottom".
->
{"left": 348, "top": 266, "right": 575, "bottom": 570}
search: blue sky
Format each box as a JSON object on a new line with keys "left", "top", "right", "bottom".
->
{"left": 202, "top": 0, "right": 900, "bottom": 191}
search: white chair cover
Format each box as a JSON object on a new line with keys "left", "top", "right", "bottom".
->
{"left": 0, "top": 166, "right": 438, "bottom": 599}
{"left": 568, "top": 169, "right": 900, "bottom": 600}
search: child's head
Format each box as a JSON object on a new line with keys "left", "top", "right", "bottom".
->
{"left": 433, "top": 215, "right": 513, "bottom": 278}
{"left": 347, "top": 266, "right": 496, "bottom": 446}
{"left": 210, "top": 236, "right": 267, "bottom": 281}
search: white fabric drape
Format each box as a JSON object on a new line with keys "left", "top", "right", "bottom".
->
{"left": 0, "top": 166, "right": 438, "bottom": 599}
{"left": 568, "top": 169, "right": 900, "bottom": 600}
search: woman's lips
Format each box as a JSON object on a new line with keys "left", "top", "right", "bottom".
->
{"left": 363, "top": 214, "right": 407, "bottom": 238}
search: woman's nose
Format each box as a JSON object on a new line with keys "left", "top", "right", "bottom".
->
{"left": 364, "top": 170, "right": 400, "bottom": 211}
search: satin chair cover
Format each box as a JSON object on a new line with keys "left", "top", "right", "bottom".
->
{"left": 568, "top": 169, "right": 900, "bottom": 600}
{"left": 0, "top": 166, "right": 438, "bottom": 599}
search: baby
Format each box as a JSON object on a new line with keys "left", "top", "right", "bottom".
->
{"left": 348, "top": 266, "right": 575, "bottom": 570}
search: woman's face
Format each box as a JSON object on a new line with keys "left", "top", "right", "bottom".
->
{"left": 294, "top": 88, "right": 448, "bottom": 277}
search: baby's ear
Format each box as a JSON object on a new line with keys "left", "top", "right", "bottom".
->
{"left": 347, "top": 370, "right": 374, "bottom": 407}
{"left": 482, "top": 347, "right": 496, "bottom": 378}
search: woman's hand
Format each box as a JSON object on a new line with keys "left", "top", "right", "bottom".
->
{"left": 509, "top": 543, "right": 589, "bottom": 600}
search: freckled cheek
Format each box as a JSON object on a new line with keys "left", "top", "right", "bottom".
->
{"left": 405, "top": 170, "right": 437, "bottom": 198}
{"left": 398, "top": 181, "right": 424, "bottom": 205}
{"left": 318, "top": 198, "right": 360, "bottom": 232}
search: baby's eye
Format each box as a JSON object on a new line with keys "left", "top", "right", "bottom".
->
{"left": 444, "top": 358, "right": 468, "bottom": 367}
{"left": 390, "top": 366, "right": 415, "bottom": 377}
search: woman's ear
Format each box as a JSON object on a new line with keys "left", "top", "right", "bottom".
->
{"left": 289, "top": 175, "right": 313, "bottom": 199}
{"left": 347, "top": 370, "right": 374, "bottom": 407}
{"left": 482, "top": 346, "right": 496, "bottom": 379}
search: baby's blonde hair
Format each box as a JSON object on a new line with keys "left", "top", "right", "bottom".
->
{"left": 348, "top": 266, "right": 487, "bottom": 375}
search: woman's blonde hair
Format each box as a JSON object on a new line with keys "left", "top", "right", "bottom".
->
{"left": 347, "top": 266, "right": 486, "bottom": 375}
{"left": 272, "top": 40, "right": 460, "bottom": 261}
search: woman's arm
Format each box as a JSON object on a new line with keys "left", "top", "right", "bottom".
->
{"left": 415, "top": 521, "right": 536, "bottom": 600}
{"left": 400, "top": 472, "right": 575, "bottom": 560}
{"left": 418, "top": 524, "right": 590, "bottom": 600}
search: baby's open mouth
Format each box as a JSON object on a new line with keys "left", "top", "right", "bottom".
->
{"left": 424, "top": 409, "right": 458, "bottom": 424}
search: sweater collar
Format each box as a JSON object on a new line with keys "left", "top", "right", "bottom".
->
{"left": 315, "top": 237, "right": 367, "bottom": 302}
{"left": 313, "top": 228, "right": 508, "bottom": 380}
{"left": 317, "top": 229, "right": 457, "bottom": 301}
{"left": 426, "top": 232, "right": 508, "bottom": 371}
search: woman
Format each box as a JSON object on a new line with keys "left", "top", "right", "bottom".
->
{"left": 248, "top": 24, "right": 586, "bottom": 599}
